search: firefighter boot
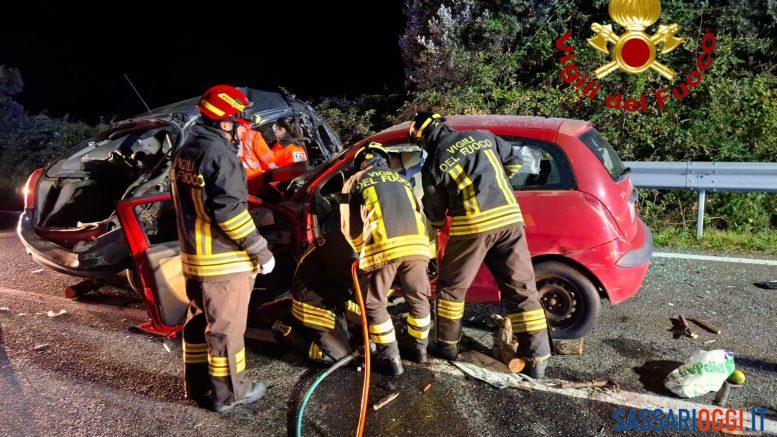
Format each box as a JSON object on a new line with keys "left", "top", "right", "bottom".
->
{"left": 373, "top": 342, "right": 404, "bottom": 376}
{"left": 213, "top": 380, "right": 267, "bottom": 413}
{"left": 400, "top": 335, "right": 428, "bottom": 364}
{"left": 429, "top": 341, "right": 459, "bottom": 361}
{"left": 521, "top": 356, "right": 549, "bottom": 379}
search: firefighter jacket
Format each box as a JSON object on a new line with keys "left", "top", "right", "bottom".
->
{"left": 422, "top": 128, "right": 524, "bottom": 237}
{"left": 171, "top": 123, "right": 273, "bottom": 279}
{"left": 340, "top": 158, "right": 430, "bottom": 271}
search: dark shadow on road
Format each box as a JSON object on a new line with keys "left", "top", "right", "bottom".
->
{"left": 633, "top": 360, "right": 684, "bottom": 395}
{"left": 735, "top": 355, "right": 777, "bottom": 374}
{"left": 0, "top": 324, "right": 40, "bottom": 436}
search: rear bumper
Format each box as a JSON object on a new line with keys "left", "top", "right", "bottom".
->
{"left": 17, "top": 211, "right": 129, "bottom": 279}
{"left": 566, "top": 219, "right": 652, "bottom": 304}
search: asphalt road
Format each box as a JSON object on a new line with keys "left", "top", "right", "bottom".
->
{"left": 1, "top": 228, "right": 775, "bottom": 436}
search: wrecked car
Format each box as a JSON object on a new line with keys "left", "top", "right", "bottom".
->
{"left": 20, "top": 108, "right": 651, "bottom": 339}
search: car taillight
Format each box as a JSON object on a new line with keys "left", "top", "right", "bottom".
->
{"left": 23, "top": 168, "right": 44, "bottom": 210}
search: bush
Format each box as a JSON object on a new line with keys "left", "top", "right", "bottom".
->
{"left": 395, "top": 0, "right": 777, "bottom": 233}
{"left": 0, "top": 65, "right": 104, "bottom": 210}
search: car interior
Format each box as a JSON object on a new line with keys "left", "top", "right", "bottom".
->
{"left": 37, "top": 123, "right": 178, "bottom": 229}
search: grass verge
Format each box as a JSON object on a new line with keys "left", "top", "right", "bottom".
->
{"left": 653, "top": 227, "right": 777, "bottom": 255}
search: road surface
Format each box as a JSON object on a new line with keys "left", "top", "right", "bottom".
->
{"left": 1, "top": 229, "right": 775, "bottom": 436}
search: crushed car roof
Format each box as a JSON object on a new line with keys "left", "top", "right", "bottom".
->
{"left": 133, "top": 88, "right": 291, "bottom": 120}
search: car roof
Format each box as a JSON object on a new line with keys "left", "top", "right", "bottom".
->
{"left": 375, "top": 115, "right": 591, "bottom": 143}
{"left": 130, "top": 87, "right": 292, "bottom": 121}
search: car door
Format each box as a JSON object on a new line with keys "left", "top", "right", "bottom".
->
{"left": 453, "top": 138, "right": 584, "bottom": 302}
{"left": 116, "top": 194, "right": 302, "bottom": 335}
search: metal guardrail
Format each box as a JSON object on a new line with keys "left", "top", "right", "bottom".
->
{"left": 624, "top": 162, "right": 777, "bottom": 238}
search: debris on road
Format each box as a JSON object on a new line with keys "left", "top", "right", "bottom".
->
{"left": 32, "top": 343, "right": 49, "bottom": 351}
{"left": 17, "top": 313, "right": 28, "bottom": 316}
{"left": 688, "top": 317, "right": 721, "bottom": 335}
{"left": 32, "top": 269, "right": 44, "bottom": 274}
{"left": 162, "top": 342, "right": 171, "bottom": 353}
{"left": 669, "top": 316, "right": 699, "bottom": 339}
{"left": 556, "top": 380, "right": 619, "bottom": 391}
{"left": 664, "top": 349, "right": 735, "bottom": 398}
{"left": 46, "top": 309, "right": 68, "bottom": 318}
{"left": 452, "top": 350, "right": 533, "bottom": 391}
{"left": 715, "top": 381, "right": 733, "bottom": 406}
{"left": 491, "top": 315, "right": 524, "bottom": 373}
{"left": 753, "top": 280, "right": 777, "bottom": 290}
{"left": 372, "top": 392, "right": 399, "bottom": 411}
{"left": 553, "top": 338, "right": 585, "bottom": 355}
{"left": 0, "top": 307, "right": 9, "bottom": 312}
{"left": 728, "top": 369, "right": 746, "bottom": 385}
{"left": 421, "top": 382, "right": 432, "bottom": 393}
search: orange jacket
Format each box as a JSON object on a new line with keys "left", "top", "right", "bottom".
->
{"left": 238, "top": 129, "right": 274, "bottom": 193}
{"left": 271, "top": 139, "right": 308, "bottom": 167}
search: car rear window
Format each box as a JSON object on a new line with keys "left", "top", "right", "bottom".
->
{"left": 579, "top": 129, "right": 628, "bottom": 181}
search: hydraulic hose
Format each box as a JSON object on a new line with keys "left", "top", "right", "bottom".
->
{"left": 294, "top": 261, "right": 370, "bottom": 437}
{"left": 295, "top": 353, "right": 356, "bottom": 437}
{"left": 351, "top": 261, "right": 370, "bottom": 437}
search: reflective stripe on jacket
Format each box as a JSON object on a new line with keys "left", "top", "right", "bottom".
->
{"left": 171, "top": 123, "right": 273, "bottom": 279}
{"left": 422, "top": 129, "right": 524, "bottom": 237}
{"left": 341, "top": 162, "right": 430, "bottom": 271}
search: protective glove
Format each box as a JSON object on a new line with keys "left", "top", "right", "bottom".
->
{"left": 260, "top": 256, "right": 276, "bottom": 275}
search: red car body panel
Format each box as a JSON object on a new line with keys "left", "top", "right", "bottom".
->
{"left": 314, "top": 116, "right": 651, "bottom": 306}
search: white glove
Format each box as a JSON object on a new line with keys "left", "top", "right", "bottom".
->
{"left": 260, "top": 256, "right": 276, "bottom": 275}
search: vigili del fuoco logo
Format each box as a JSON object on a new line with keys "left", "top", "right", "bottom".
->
{"left": 554, "top": 0, "right": 717, "bottom": 113}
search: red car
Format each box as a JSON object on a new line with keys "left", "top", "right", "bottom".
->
{"left": 115, "top": 115, "right": 651, "bottom": 339}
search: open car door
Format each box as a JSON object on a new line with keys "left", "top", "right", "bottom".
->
{"left": 116, "top": 194, "right": 302, "bottom": 337}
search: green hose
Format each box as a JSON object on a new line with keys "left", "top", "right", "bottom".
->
{"left": 296, "top": 353, "right": 357, "bottom": 437}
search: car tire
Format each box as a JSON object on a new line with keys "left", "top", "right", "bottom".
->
{"left": 533, "top": 260, "right": 601, "bottom": 339}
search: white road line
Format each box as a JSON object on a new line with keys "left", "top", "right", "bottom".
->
{"left": 413, "top": 360, "right": 777, "bottom": 434}
{"left": 654, "top": 252, "right": 777, "bottom": 266}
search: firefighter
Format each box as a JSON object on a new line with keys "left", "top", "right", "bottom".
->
{"left": 170, "top": 85, "right": 276, "bottom": 412}
{"left": 339, "top": 142, "right": 432, "bottom": 376}
{"left": 408, "top": 112, "right": 551, "bottom": 378}
{"left": 272, "top": 230, "right": 363, "bottom": 363}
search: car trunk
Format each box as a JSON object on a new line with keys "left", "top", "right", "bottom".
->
{"left": 34, "top": 121, "right": 178, "bottom": 235}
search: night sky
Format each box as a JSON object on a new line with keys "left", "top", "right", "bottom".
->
{"left": 1, "top": 2, "right": 407, "bottom": 123}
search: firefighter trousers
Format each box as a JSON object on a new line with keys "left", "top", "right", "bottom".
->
{"left": 435, "top": 224, "right": 550, "bottom": 358}
{"left": 274, "top": 313, "right": 353, "bottom": 363}
{"left": 363, "top": 258, "right": 431, "bottom": 355}
{"left": 182, "top": 273, "right": 253, "bottom": 406}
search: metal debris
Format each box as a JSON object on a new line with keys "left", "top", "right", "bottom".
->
{"left": 421, "top": 382, "right": 432, "bottom": 393}
{"left": 33, "top": 343, "right": 49, "bottom": 351}
{"left": 162, "top": 343, "right": 171, "bottom": 353}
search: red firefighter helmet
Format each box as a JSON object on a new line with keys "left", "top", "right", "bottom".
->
{"left": 197, "top": 85, "right": 252, "bottom": 121}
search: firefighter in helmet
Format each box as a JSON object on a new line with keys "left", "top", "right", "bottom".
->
{"left": 339, "top": 142, "right": 432, "bottom": 376}
{"left": 408, "top": 112, "right": 551, "bottom": 378}
{"left": 171, "top": 85, "right": 276, "bottom": 412}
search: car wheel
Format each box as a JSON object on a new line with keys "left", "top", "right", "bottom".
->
{"left": 534, "top": 260, "right": 601, "bottom": 339}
